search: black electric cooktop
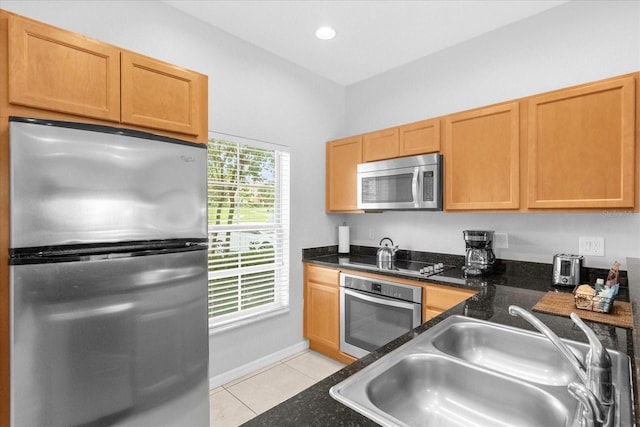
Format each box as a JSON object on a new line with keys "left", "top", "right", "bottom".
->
{"left": 339, "top": 255, "right": 468, "bottom": 285}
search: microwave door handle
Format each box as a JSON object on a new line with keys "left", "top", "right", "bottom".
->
{"left": 412, "top": 168, "right": 420, "bottom": 208}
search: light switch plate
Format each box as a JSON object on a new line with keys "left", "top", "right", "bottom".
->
{"left": 579, "top": 236, "right": 604, "bottom": 256}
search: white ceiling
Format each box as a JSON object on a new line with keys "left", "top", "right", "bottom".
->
{"left": 163, "top": 0, "right": 569, "bottom": 86}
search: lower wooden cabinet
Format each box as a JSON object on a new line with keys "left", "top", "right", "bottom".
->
{"left": 303, "top": 264, "right": 356, "bottom": 364}
{"left": 423, "top": 283, "right": 478, "bottom": 322}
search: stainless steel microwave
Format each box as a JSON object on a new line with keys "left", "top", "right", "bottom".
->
{"left": 357, "top": 154, "right": 443, "bottom": 210}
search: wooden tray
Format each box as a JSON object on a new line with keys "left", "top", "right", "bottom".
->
{"left": 532, "top": 291, "right": 633, "bottom": 329}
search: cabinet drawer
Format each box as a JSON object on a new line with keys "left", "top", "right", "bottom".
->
{"left": 305, "top": 264, "right": 340, "bottom": 286}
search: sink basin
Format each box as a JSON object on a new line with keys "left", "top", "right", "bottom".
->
{"left": 330, "top": 315, "right": 633, "bottom": 427}
{"left": 366, "top": 354, "right": 572, "bottom": 427}
{"left": 431, "top": 321, "right": 584, "bottom": 386}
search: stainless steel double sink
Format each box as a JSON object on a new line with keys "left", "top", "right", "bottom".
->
{"left": 330, "top": 315, "right": 633, "bottom": 427}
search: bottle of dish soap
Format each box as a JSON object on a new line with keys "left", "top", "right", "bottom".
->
{"left": 605, "top": 261, "right": 620, "bottom": 288}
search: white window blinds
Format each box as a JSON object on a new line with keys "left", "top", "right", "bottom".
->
{"left": 207, "top": 133, "right": 290, "bottom": 330}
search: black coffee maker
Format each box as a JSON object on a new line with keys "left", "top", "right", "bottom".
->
{"left": 462, "top": 230, "right": 496, "bottom": 277}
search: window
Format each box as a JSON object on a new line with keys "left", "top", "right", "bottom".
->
{"left": 207, "top": 133, "right": 290, "bottom": 331}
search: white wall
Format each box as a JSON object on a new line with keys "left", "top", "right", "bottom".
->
{"left": 1, "top": 1, "right": 346, "bottom": 380}
{"left": 343, "top": 0, "right": 640, "bottom": 270}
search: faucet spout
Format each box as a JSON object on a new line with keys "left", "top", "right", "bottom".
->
{"left": 508, "top": 305, "right": 614, "bottom": 427}
{"left": 508, "top": 305, "right": 587, "bottom": 383}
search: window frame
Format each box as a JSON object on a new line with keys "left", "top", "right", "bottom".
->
{"left": 206, "top": 132, "right": 290, "bottom": 333}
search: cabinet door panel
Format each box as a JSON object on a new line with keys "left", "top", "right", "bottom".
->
{"left": 8, "top": 15, "right": 120, "bottom": 121}
{"left": 326, "top": 136, "right": 362, "bottom": 212}
{"left": 399, "top": 119, "right": 441, "bottom": 156}
{"left": 304, "top": 265, "right": 340, "bottom": 350}
{"left": 305, "top": 283, "right": 340, "bottom": 348}
{"left": 444, "top": 103, "right": 520, "bottom": 210}
{"left": 121, "top": 52, "right": 202, "bottom": 136}
{"left": 363, "top": 128, "right": 399, "bottom": 162}
{"left": 527, "top": 76, "right": 636, "bottom": 209}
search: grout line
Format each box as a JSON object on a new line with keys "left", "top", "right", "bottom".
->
{"left": 224, "top": 388, "right": 258, "bottom": 418}
{"left": 283, "top": 365, "right": 316, "bottom": 381}
{"left": 222, "top": 361, "right": 284, "bottom": 389}
{"left": 214, "top": 387, "right": 258, "bottom": 423}
{"left": 280, "top": 349, "right": 310, "bottom": 363}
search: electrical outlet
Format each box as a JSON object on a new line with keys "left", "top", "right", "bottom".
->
{"left": 494, "top": 233, "right": 509, "bottom": 249}
{"left": 579, "top": 236, "right": 605, "bottom": 256}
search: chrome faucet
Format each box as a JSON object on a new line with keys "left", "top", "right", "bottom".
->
{"left": 508, "top": 305, "right": 614, "bottom": 427}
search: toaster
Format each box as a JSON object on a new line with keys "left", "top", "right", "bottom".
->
{"left": 552, "top": 254, "right": 584, "bottom": 286}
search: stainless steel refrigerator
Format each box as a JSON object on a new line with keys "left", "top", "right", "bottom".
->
{"left": 9, "top": 117, "right": 210, "bottom": 426}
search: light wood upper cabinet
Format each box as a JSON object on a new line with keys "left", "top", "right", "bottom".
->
{"left": 363, "top": 128, "right": 399, "bottom": 162}
{"left": 399, "top": 118, "right": 441, "bottom": 156}
{"left": 326, "top": 136, "right": 363, "bottom": 212}
{"left": 7, "top": 13, "right": 121, "bottom": 121}
{"left": 527, "top": 76, "right": 636, "bottom": 209}
{"left": 4, "top": 11, "right": 208, "bottom": 142}
{"left": 323, "top": 73, "right": 637, "bottom": 214}
{"left": 443, "top": 102, "right": 520, "bottom": 210}
{"left": 121, "top": 52, "right": 203, "bottom": 136}
{"left": 362, "top": 119, "right": 441, "bottom": 163}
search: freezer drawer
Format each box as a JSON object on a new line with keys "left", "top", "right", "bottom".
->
{"left": 10, "top": 250, "right": 209, "bottom": 427}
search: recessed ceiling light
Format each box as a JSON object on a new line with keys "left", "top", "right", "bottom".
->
{"left": 315, "top": 26, "right": 336, "bottom": 40}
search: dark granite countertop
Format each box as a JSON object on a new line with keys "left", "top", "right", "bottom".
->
{"left": 241, "top": 248, "right": 636, "bottom": 426}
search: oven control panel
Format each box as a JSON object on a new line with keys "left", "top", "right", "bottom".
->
{"left": 341, "top": 273, "right": 422, "bottom": 304}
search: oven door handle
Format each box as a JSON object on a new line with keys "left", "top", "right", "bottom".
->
{"left": 344, "top": 288, "right": 419, "bottom": 310}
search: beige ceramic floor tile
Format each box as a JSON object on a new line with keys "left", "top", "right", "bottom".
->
{"left": 226, "top": 363, "right": 316, "bottom": 415}
{"left": 210, "top": 388, "right": 256, "bottom": 427}
{"left": 284, "top": 351, "right": 346, "bottom": 381}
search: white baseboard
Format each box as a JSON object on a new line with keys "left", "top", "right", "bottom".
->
{"left": 209, "top": 340, "right": 309, "bottom": 390}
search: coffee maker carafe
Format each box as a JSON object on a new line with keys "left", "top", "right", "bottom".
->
{"left": 462, "top": 230, "right": 496, "bottom": 277}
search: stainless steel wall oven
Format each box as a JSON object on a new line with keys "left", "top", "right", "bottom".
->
{"left": 339, "top": 273, "right": 422, "bottom": 358}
